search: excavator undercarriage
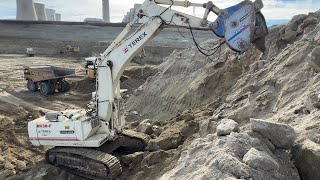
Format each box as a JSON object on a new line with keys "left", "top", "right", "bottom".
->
{"left": 45, "top": 130, "right": 149, "bottom": 179}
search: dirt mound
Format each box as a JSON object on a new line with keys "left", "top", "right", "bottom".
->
{"left": 125, "top": 39, "right": 260, "bottom": 121}
{"left": 123, "top": 10, "right": 320, "bottom": 179}
{"left": 0, "top": 102, "right": 45, "bottom": 177}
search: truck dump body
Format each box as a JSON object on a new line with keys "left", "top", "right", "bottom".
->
{"left": 24, "top": 65, "right": 75, "bottom": 82}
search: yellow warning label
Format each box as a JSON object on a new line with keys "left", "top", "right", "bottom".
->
{"left": 65, "top": 126, "right": 70, "bottom": 130}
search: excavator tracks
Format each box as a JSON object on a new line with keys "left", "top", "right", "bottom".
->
{"left": 46, "top": 147, "right": 122, "bottom": 180}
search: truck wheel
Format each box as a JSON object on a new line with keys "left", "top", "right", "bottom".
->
{"left": 49, "top": 81, "right": 55, "bottom": 94}
{"left": 61, "top": 80, "right": 70, "bottom": 92}
{"left": 57, "top": 80, "right": 65, "bottom": 92}
{"left": 40, "top": 82, "right": 51, "bottom": 96}
{"left": 27, "top": 80, "right": 38, "bottom": 92}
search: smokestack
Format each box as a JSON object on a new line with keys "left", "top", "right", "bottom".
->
{"left": 34, "top": 3, "right": 47, "bottom": 21}
{"left": 16, "top": 0, "right": 38, "bottom": 21}
{"left": 46, "top": 8, "right": 56, "bottom": 21}
{"left": 55, "top": 13, "right": 61, "bottom": 21}
{"left": 102, "top": 0, "right": 110, "bottom": 22}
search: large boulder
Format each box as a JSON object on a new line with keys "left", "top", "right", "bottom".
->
{"left": 199, "top": 118, "right": 217, "bottom": 137}
{"left": 282, "top": 29, "right": 298, "bottom": 42}
{"left": 250, "top": 118, "right": 297, "bottom": 149}
{"left": 147, "top": 129, "right": 183, "bottom": 151}
{"left": 243, "top": 148, "right": 279, "bottom": 171}
{"left": 136, "top": 120, "right": 154, "bottom": 135}
{"left": 308, "top": 46, "right": 320, "bottom": 73}
{"left": 286, "top": 14, "right": 308, "bottom": 31}
{"left": 291, "top": 139, "right": 320, "bottom": 180}
{"left": 120, "top": 152, "right": 144, "bottom": 168}
{"left": 141, "top": 150, "right": 170, "bottom": 167}
{"left": 216, "top": 119, "right": 239, "bottom": 136}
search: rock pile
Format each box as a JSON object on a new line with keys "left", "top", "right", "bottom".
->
{"left": 160, "top": 119, "right": 300, "bottom": 180}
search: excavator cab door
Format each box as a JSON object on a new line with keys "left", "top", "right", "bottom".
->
{"left": 211, "top": 0, "right": 268, "bottom": 53}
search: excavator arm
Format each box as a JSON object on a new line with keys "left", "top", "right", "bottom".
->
{"left": 94, "top": 0, "right": 268, "bottom": 132}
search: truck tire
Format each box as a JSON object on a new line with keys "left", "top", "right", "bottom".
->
{"left": 40, "top": 81, "right": 51, "bottom": 96}
{"left": 27, "top": 80, "right": 38, "bottom": 92}
{"left": 49, "top": 81, "right": 55, "bottom": 94}
{"left": 61, "top": 80, "right": 70, "bottom": 92}
{"left": 56, "top": 80, "right": 66, "bottom": 92}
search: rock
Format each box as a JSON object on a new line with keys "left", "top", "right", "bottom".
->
{"left": 4, "top": 162, "right": 15, "bottom": 170}
{"left": 199, "top": 118, "right": 217, "bottom": 137}
{"left": 303, "top": 17, "right": 319, "bottom": 28}
{"left": 310, "top": 92, "right": 320, "bottom": 108}
{"left": 250, "top": 118, "right": 297, "bottom": 149}
{"left": 152, "top": 121, "right": 161, "bottom": 126}
{"left": 13, "top": 160, "right": 27, "bottom": 170}
{"left": 243, "top": 148, "right": 279, "bottom": 171}
{"left": 136, "top": 121, "right": 154, "bottom": 135}
{"left": 0, "top": 155, "right": 5, "bottom": 163}
{"left": 308, "top": 46, "right": 320, "bottom": 72}
{"left": 120, "top": 152, "right": 144, "bottom": 167}
{"left": 216, "top": 119, "right": 239, "bottom": 136}
{"left": 147, "top": 131, "right": 182, "bottom": 151}
{"left": 152, "top": 125, "right": 162, "bottom": 136}
{"left": 0, "top": 169, "right": 14, "bottom": 179}
{"left": 286, "top": 14, "right": 308, "bottom": 31}
{"left": 282, "top": 29, "right": 298, "bottom": 42}
{"left": 291, "top": 139, "right": 320, "bottom": 180}
{"left": 141, "top": 150, "right": 169, "bottom": 167}
{"left": 129, "top": 121, "right": 140, "bottom": 128}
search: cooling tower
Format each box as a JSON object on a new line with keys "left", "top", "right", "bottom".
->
{"left": 134, "top": 4, "right": 141, "bottom": 16}
{"left": 129, "top": 8, "right": 134, "bottom": 22}
{"left": 16, "top": 0, "right": 38, "bottom": 21}
{"left": 122, "top": 15, "right": 127, "bottom": 23}
{"left": 55, "top": 13, "right": 61, "bottom": 21}
{"left": 102, "top": 0, "right": 110, "bottom": 22}
{"left": 46, "top": 8, "right": 56, "bottom": 21}
{"left": 34, "top": 3, "right": 47, "bottom": 21}
{"left": 126, "top": 12, "right": 130, "bottom": 23}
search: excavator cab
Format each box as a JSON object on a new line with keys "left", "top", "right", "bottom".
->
{"left": 210, "top": 0, "right": 268, "bottom": 52}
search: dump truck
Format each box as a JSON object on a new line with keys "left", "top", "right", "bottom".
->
{"left": 23, "top": 65, "right": 75, "bottom": 96}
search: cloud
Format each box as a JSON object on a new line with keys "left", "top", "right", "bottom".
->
{"left": 0, "top": 0, "right": 318, "bottom": 23}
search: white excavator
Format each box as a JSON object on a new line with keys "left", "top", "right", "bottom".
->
{"left": 28, "top": 0, "right": 268, "bottom": 179}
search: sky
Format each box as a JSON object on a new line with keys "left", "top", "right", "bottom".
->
{"left": 0, "top": 0, "right": 319, "bottom": 26}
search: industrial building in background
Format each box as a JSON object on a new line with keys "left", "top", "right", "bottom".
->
{"left": 102, "top": 0, "right": 110, "bottom": 22}
{"left": 55, "top": 13, "right": 61, "bottom": 21}
{"left": 34, "top": 3, "right": 47, "bottom": 21}
{"left": 45, "top": 8, "right": 56, "bottom": 21}
{"left": 16, "top": 0, "right": 38, "bottom": 21}
{"left": 122, "top": 4, "right": 148, "bottom": 24}
{"left": 16, "top": 0, "right": 61, "bottom": 21}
